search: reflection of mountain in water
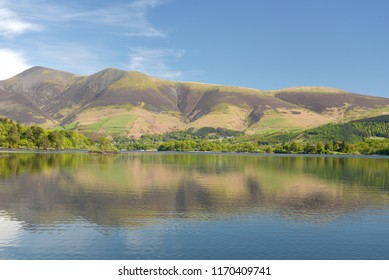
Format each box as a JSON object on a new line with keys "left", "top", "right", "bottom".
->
{"left": 0, "top": 152, "right": 388, "bottom": 227}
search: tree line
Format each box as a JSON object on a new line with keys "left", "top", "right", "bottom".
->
{"left": 0, "top": 117, "right": 91, "bottom": 149}
{"left": 114, "top": 138, "right": 388, "bottom": 155}
{"left": 1, "top": 116, "right": 388, "bottom": 155}
{"left": 113, "top": 119, "right": 389, "bottom": 155}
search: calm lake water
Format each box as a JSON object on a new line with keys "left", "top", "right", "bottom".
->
{"left": 0, "top": 152, "right": 388, "bottom": 260}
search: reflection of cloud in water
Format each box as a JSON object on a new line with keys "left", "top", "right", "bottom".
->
{"left": 0, "top": 211, "right": 21, "bottom": 248}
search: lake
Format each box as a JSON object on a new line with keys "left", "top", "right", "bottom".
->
{"left": 0, "top": 152, "right": 388, "bottom": 259}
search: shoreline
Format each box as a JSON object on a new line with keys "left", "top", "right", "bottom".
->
{"left": 1, "top": 148, "right": 388, "bottom": 159}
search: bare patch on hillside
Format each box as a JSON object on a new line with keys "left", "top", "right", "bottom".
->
{"left": 0, "top": 88, "right": 56, "bottom": 126}
{"left": 127, "top": 108, "right": 184, "bottom": 138}
{"left": 248, "top": 106, "right": 265, "bottom": 127}
{"left": 246, "top": 108, "right": 331, "bottom": 135}
{"left": 189, "top": 105, "right": 250, "bottom": 131}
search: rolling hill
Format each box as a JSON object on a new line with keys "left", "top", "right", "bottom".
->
{"left": 0, "top": 66, "right": 388, "bottom": 138}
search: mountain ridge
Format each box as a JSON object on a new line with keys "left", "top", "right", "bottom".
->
{"left": 1, "top": 66, "right": 388, "bottom": 138}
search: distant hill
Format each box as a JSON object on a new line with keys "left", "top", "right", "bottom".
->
{"left": 1, "top": 66, "right": 388, "bottom": 137}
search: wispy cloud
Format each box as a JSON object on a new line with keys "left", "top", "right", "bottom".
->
{"left": 62, "top": 0, "right": 165, "bottom": 37}
{"left": 128, "top": 47, "right": 185, "bottom": 79}
{"left": 29, "top": 42, "right": 105, "bottom": 75}
{"left": 2, "top": 0, "right": 165, "bottom": 37}
{"left": 0, "top": 49, "right": 31, "bottom": 79}
{"left": 0, "top": 5, "right": 42, "bottom": 37}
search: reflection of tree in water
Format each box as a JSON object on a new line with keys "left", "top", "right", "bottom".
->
{"left": 294, "top": 156, "right": 388, "bottom": 190}
{"left": 2, "top": 153, "right": 387, "bottom": 190}
{"left": 138, "top": 153, "right": 245, "bottom": 174}
{"left": 0, "top": 152, "right": 388, "bottom": 227}
{"left": 0, "top": 153, "right": 85, "bottom": 179}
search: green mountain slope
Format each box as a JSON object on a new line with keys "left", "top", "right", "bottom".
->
{"left": 300, "top": 115, "right": 389, "bottom": 142}
{"left": 0, "top": 66, "right": 388, "bottom": 137}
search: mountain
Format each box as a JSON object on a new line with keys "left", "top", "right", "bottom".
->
{"left": 1, "top": 66, "right": 388, "bottom": 137}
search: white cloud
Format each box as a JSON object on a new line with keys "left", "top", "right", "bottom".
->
{"left": 128, "top": 47, "right": 185, "bottom": 79}
{"left": 0, "top": 6, "right": 42, "bottom": 37}
{"left": 0, "top": 49, "right": 31, "bottom": 80}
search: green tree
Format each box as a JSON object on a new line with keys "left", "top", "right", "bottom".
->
{"left": 48, "top": 131, "right": 64, "bottom": 149}
{"left": 316, "top": 142, "right": 325, "bottom": 154}
{"left": 304, "top": 143, "right": 317, "bottom": 154}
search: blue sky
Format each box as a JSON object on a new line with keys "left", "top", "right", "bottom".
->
{"left": 0, "top": 0, "right": 388, "bottom": 97}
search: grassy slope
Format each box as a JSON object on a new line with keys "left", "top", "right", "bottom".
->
{"left": 63, "top": 84, "right": 389, "bottom": 137}
{"left": 2, "top": 67, "right": 389, "bottom": 138}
